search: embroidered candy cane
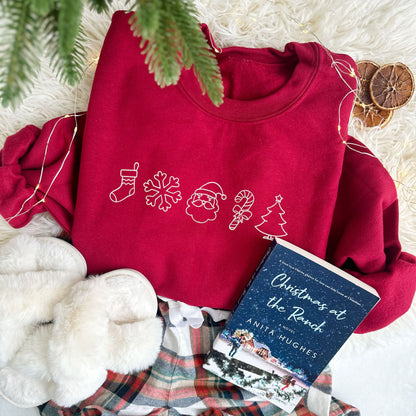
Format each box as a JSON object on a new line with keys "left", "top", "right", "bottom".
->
{"left": 228, "top": 190, "right": 255, "bottom": 231}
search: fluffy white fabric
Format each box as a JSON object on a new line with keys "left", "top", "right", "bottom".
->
{"left": 0, "top": 235, "right": 87, "bottom": 366}
{"left": 0, "top": 326, "right": 54, "bottom": 408}
{"left": 49, "top": 269, "right": 161, "bottom": 407}
{"left": 0, "top": 1, "right": 415, "bottom": 415}
{"left": 0, "top": 269, "right": 162, "bottom": 408}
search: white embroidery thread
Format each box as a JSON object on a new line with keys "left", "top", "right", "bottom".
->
{"left": 229, "top": 189, "right": 255, "bottom": 231}
{"left": 109, "top": 162, "right": 140, "bottom": 203}
{"left": 255, "top": 194, "right": 288, "bottom": 239}
{"left": 143, "top": 171, "right": 182, "bottom": 212}
{"left": 186, "top": 182, "right": 227, "bottom": 224}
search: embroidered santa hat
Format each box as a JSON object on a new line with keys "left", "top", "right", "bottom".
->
{"left": 195, "top": 182, "right": 227, "bottom": 200}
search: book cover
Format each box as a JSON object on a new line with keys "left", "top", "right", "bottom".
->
{"left": 203, "top": 238, "right": 380, "bottom": 413}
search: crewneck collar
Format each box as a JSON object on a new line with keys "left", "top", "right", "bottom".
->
{"left": 179, "top": 34, "right": 320, "bottom": 122}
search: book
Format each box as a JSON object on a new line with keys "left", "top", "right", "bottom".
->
{"left": 203, "top": 237, "right": 380, "bottom": 413}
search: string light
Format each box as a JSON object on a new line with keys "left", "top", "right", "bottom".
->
{"left": 208, "top": 32, "right": 222, "bottom": 54}
{"left": 91, "top": 55, "right": 100, "bottom": 65}
{"left": 289, "top": 17, "right": 377, "bottom": 158}
{"left": 5, "top": 112, "right": 86, "bottom": 223}
{"left": 4, "top": 54, "right": 98, "bottom": 224}
{"left": 6, "top": 21, "right": 414, "bottom": 223}
{"left": 288, "top": 16, "right": 416, "bottom": 207}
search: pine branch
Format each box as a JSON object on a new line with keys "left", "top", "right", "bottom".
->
{"left": 58, "top": 0, "right": 84, "bottom": 56}
{"left": 86, "top": 0, "right": 111, "bottom": 13}
{"left": 132, "top": 0, "right": 183, "bottom": 87}
{"left": 0, "top": 0, "right": 224, "bottom": 108}
{"left": 30, "top": 0, "right": 55, "bottom": 15}
{"left": 130, "top": 0, "right": 223, "bottom": 105}
{"left": 0, "top": 0, "right": 42, "bottom": 107}
{"left": 165, "top": 0, "right": 223, "bottom": 106}
{"left": 43, "top": 6, "right": 87, "bottom": 86}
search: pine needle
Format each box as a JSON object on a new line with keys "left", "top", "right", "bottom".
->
{"left": 166, "top": 0, "right": 223, "bottom": 106}
{"left": 57, "top": 0, "right": 83, "bottom": 56}
{"left": 0, "top": 0, "right": 224, "bottom": 107}
{"left": 86, "top": 0, "right": 110, "bottom": 13}
{"left": 0, "top": 0, "right": 42, "bottom": 107}
{"left": 43, "top": 6, "right": 87, "bottom": 86}
{"left": 130, "top": 0, "right": 223, "bottom": 106}
{"left": 30, "top": 0, "right": 55, "bottom": 16}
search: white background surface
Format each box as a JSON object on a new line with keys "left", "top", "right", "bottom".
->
{"left": 0, "top": 398, "right": 39, "bottom": 416}
{"left": 1, "top": 1, "right": 415, "bottom": 415}
{"left": 331, "top": 312, "right": 416, "bottom": 416}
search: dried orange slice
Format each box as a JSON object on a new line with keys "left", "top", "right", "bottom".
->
{"left": 352, "top": 102, "right": 393, "bottom": 129}
{"left": 355, "top": 60, "right": 380, "bottom": 105}
{"left": 370, "top": 63, "right": 414, "bottom": 110}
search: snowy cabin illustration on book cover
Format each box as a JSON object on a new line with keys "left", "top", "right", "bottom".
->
{"left": 203, "top": 238, "right": 379, "bottom": 413}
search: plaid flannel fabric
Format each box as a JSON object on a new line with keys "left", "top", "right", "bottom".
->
{"left": 39, "top": 300, "right": 360, "bottom": 416}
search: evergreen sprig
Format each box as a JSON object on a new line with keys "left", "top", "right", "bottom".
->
{"left": 43, "top": 6, "right": 87, "bottom": 87}
{"left": 0, "top": 0, "right": 42, "bottom": 107}
{"left": 130, "top": 0, "right": 223, "bottom": 106}
{"left": 166, "top": 0, "right": 223, "bottom": 105}
{"left": 132, "top": 0, "right": 183, "bottom": 87}
{"left": 0, "top": 0, "right": 224, "bottom": 108}
{"left": 30, "top": 0, "right": 55, "bottom": 16}
{"left": 86, "top": 0, "right": 110, "bottom": 13}
{"left": 57, "top": 0, "right": 84, "bottom": 58}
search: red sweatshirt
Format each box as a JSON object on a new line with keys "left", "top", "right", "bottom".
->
{"left": 1, "top": 11, "right": 415, "bottom": 333}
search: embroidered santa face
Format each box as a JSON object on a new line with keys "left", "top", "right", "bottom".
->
{"left": 186, "top": 182, "right": 227, "bottom": 224}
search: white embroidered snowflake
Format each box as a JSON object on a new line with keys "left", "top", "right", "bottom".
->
{"left": 143, "top": 171, "right": 182, "bottom": 212}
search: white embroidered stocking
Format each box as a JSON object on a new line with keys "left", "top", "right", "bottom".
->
{"left": 109, "top": 162, "right": 139, "bottom": 203}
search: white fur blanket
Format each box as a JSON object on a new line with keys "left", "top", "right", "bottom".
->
{"left": 1, "top": 1, "right": 415, "bottom": 415}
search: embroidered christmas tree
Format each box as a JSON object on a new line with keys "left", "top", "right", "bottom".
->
{"left": 255, "top": 195, "right": 288, "bottom": 239}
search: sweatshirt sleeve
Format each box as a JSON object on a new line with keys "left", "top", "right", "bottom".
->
{"left": 0, "top": 114, "right": 85, "bottom": 232}
{"left": 327, "top": 137, "right": 416, "bottom": 333}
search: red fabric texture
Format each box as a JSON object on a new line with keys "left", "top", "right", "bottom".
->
{"left": 0, "top": 11, "right": 415, "bottom": 333}
{"left": 0, "top": 115, "right": 85, "bottom": 231}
